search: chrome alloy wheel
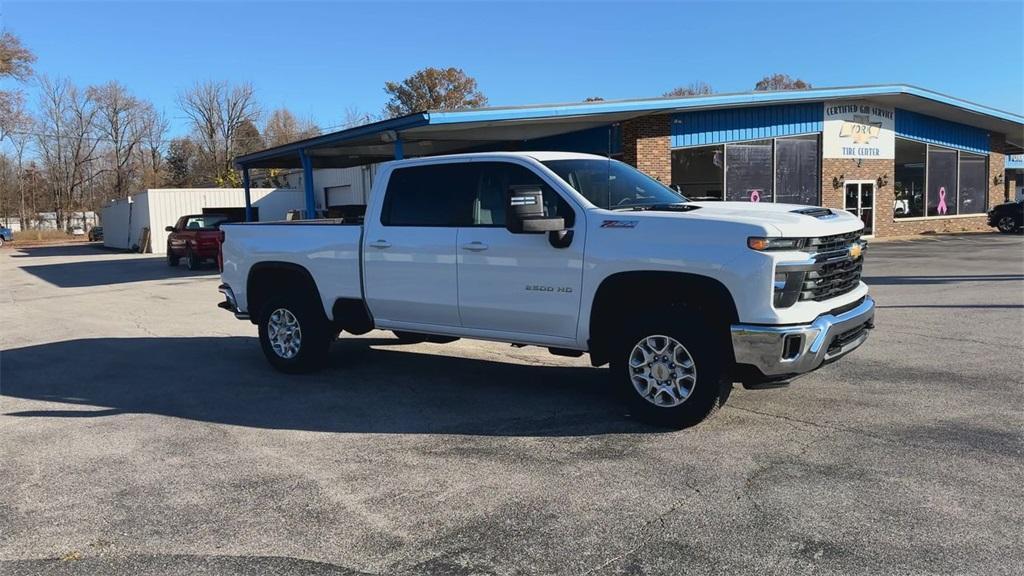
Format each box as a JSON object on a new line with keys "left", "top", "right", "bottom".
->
{"left": 628, "top": 335, "right": 697, "bottom": 407}
{"left": 268, "top": 308, "right": 302, "bottom": 359}
{"left": 998, "top": 216, "right": 1017, "bottom": 233}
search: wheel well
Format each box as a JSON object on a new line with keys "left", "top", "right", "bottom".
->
{"left": 246, "top": 263, "right": 324, "bottom": 324}
{"left": 588, "top": 271, "right": 738, "bottom": 366}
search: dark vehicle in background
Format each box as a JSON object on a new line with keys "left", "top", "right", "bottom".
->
{"left": 988, "top": 200, "right": 1023, "bottom": 233}
{"left": 166, "top": 213, "right": 236, "bottom": 270}
{"left": 0, "top": 225, "right": 13, "bottom": 247}
{"left": 88, "top": 226, "right": 104, "bottom": 241}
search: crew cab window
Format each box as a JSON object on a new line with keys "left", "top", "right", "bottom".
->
{"left": 471, "top": 162, "right": 575, "bottom": 227}
{"left": 381, "top": 164, "right": 476, "bottom": 226}
{"left": 381, "top": 162, "right": 574, "bottom": 228}
{"left": 542, "top": 158, "right": 687, "bottom": 210}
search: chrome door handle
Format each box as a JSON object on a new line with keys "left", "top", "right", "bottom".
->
{"left": 369, "top": 239, "right": 391, "bottom": 249}
{"left": 461, "top": 241, "right": 488, "bottom": 251}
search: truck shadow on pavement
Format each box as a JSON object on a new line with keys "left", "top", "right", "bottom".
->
{"left": 10, "top": 243, "right": 118, "bottom": 258}
{"left": 17, "top": 256, "right": 216, "bottom": 288}
{"left": 1, "top": 336, "right": 655, "bottom": 437}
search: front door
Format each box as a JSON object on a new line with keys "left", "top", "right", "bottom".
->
{"left": 844, "top": 181, "right": 875, "bottom": 236}
{"left": 456, "top": 162, "right": 584, "bottom": 340}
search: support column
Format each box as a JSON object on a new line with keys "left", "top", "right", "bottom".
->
{"left": 394, "top": 137, "right": 404, "bottom": 160}
{"left": 242, "top": 166, "right": 252, "bottom": 222}
{"left": 299, "top": 149, "right": 316, "bottom": 219}
{"left": 621, "top": 115, "right": 671, "bottom": 183}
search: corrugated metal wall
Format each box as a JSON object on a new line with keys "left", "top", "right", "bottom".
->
{"left": 101, "top": 198, "right": 132, "bottom": 250}
{"left": 895, "top": 108, "right": 990, "bottom": 154}
{"left": 145, "top": 188, "right": 304, "bottom": 253}
{"left": 672, "top": 103, "right": 823, "bottom": 148}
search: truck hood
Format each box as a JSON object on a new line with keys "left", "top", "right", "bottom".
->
{"left": 679, "top": 201, "right": 865, "bottom": 237}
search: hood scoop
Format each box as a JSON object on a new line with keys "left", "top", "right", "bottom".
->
{"left": 791, "top": 207, "right": 837, "bottom": 219}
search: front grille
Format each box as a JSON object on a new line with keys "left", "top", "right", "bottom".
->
{"left": 800, "top": 257, "right": 863, "bottom": 302}
{"left": 807, "top": 231, "right": 861, "bottom": 256}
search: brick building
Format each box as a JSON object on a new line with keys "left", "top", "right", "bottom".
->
{"left": 236, "top": 84, "right": 1023, "bottom": 239}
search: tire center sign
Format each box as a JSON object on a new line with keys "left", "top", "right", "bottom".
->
{"left": 823, "top": 100, "right": 895, "bottom": 159}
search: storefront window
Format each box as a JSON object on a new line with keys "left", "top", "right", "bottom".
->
{"left": 775, "top": 135, "right": 819, "bottom": 205}
{"left": 726, "top": 139, "right": 773, "bottom": 202}
{"left": 670, "top": 145, "right": 724, "bottom": 200}
{"left": 927, "top": 146, "right": 958, "bottom": 216}
{"left": 894, "top": 139, "right": 926, "bottom": 218}
{"left": 958, "top": 152, "right": 987, "bottom": 214}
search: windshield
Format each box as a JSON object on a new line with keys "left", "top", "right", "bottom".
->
{"left": 542, "top": 158, "right": 687, "bottom": 210}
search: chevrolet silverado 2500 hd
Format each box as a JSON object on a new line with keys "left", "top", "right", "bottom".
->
{"left": 219, "top": 152, "right": 874, "bottom": 427}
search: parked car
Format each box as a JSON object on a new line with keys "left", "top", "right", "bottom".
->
{"left": 0, "top": 226, "right": 13, "bottom": 247}
{"left": 166, "top": 213, "right": 236, "bottom": 270}
{"left": 218, "top": 152, "right": 874, "bottom": 429}
{"left": 987, "top": 199, "right": 1023, "bottom": 233}
{"left": 69, "top": 225, "right": 85, "bottom": 236}
{"left": 88, "top": 226, "right": 104, "bottom": 241}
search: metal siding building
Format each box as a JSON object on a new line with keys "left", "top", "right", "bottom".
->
{"left": 102, "top": 188, "right": 304, "bottom": 253}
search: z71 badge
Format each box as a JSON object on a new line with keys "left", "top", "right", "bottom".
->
{"left": 600, "top": 220, "right": 638, "bottom": 228}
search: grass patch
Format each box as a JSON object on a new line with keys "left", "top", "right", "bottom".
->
{"left": 12, "top": 229, "right": 76, "bottom": 242}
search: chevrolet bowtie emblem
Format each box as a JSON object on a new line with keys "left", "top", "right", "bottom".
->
{"left": 850, "top": 243, "right": 863, "bottom": 260}
{"left": 839, "top": 114, "right": 882, "bottom": 144}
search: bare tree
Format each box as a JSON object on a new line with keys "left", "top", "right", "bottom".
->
{"left": 754, "top": 74, "right": 812, "bottom": 91}
{"left": 383, "top": 67, "right": 487, "bottom": 117}
{"left": 0, "top": 32, "right": 35, "bottom": 81}
{"left": 264, "top": 108, "right": 319, "bottom": 148}
{"left": 88, "top": 81, "right": 148, "bottom": 198}
{"left": 664, "top": 81, "right": 714, "bottom": 97}
{"left": 35, "top": 76, "right": 100, "bottom": 229}
{"left": 136, "top": 103, "right": 169, "bottom": 188}
{"left": 177, "top": 80, "right": 260, "bottom": 185}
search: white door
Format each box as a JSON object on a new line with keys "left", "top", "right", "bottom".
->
{"left": 456, "top": 162, "right": 584, "bottom": 339}
{"left": 362, "top": 164, "right": 463, "bottom": 327}
{"left": 844, "top": 181, "right": 875, "bottom": 237}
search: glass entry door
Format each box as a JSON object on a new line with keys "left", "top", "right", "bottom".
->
{"left": 844, "top": 181, "right": 875, "bottom": 236}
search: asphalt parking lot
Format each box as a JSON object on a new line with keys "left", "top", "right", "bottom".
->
{"left": 1, "top": 234, "right": 1022, "bottom": 576}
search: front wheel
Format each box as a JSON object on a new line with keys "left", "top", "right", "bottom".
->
{"left": 258, "top": 297, "right": 332, "bottom": 374}
{"left": 185, "top": 245, "right": 201, "bottom": 270}
{"left": 611, "top": 311, "right": 731, "bottom": 429}
{"left": 996, "top": 215, "right": 1019, "bottom": 234}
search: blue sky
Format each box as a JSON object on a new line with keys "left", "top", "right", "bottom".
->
{"left": 3, "top": 1, "right": 1022, "bottom": 138}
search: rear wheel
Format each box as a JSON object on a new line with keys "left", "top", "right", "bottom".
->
{"left": 996, "top": 215, "right": 1019, "bottom": 233}
{"left": 610, "top": 310, "right": 731, "bottom": 429}
{"left": 258, "top": 296, "right": 332, "bottom": 373}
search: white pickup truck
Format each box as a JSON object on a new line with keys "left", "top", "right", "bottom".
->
{"left": 219, "top": 152, "right": 874, "bottom": 428}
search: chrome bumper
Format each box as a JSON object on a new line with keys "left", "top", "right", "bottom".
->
{"left": 217, "top": 283, "right": 249, "bottom": 320}
{"left": 730, "top": 296, "right": 875, "bottom": 377}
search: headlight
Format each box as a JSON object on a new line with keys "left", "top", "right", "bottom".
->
{"left": 748, "top": 237, "right": 806, "bottom": 251}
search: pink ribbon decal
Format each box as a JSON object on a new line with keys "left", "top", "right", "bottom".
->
{"left": 937, "top": 187, "right": 948, "bottom": 215}
{"left": 749, "top": 190, "right": 761, "bottom": 203}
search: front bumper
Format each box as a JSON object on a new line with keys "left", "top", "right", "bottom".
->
{"left": 730, "top": 296, "right": 875, "bottom": 378}
{"left": 217, "top": 283, "right": 249, "bottom": 320}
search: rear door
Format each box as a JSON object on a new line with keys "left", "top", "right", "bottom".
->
{"left": 456, "top": 161, "right": 584, "bottom": 339}
{"left": 362, "top": 163, "right": 473, "bottom": 328}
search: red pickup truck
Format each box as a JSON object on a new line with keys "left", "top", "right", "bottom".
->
{"left": 165, "top": 213, "right": 236, "bottom": 270}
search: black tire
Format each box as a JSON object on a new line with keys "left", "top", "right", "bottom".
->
{"left": 185, "top": 245, "right": 201, "bottom": 270}
{"left": 166, "top": 244, "right": 180, "bottom": 266}
{"left": 258, "top": 295, "right": 332, "bottom": 374}
{"left": 610, "top": 309, "right": 731, "bottom": 429}
{"left": 996, "top": 216, "right": 1019, "bottom": 234}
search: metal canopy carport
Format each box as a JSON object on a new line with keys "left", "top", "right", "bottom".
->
{"left": 234, "top": 84, "right": 1024, "bottom": 220}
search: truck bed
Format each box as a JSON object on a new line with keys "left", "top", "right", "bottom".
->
{"left": 219, "top": 221, "right": 364, "bottom": 320}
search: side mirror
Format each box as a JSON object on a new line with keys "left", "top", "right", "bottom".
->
{"left": 164, "top": 226, "right": 175, "bottom": 232}
{"left": 506, "top": 185, "right": 564, "bottom": 234}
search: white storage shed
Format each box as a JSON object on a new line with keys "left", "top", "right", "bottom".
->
{"left": 102, "top": 187, "right": 303, "bottom": 254}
